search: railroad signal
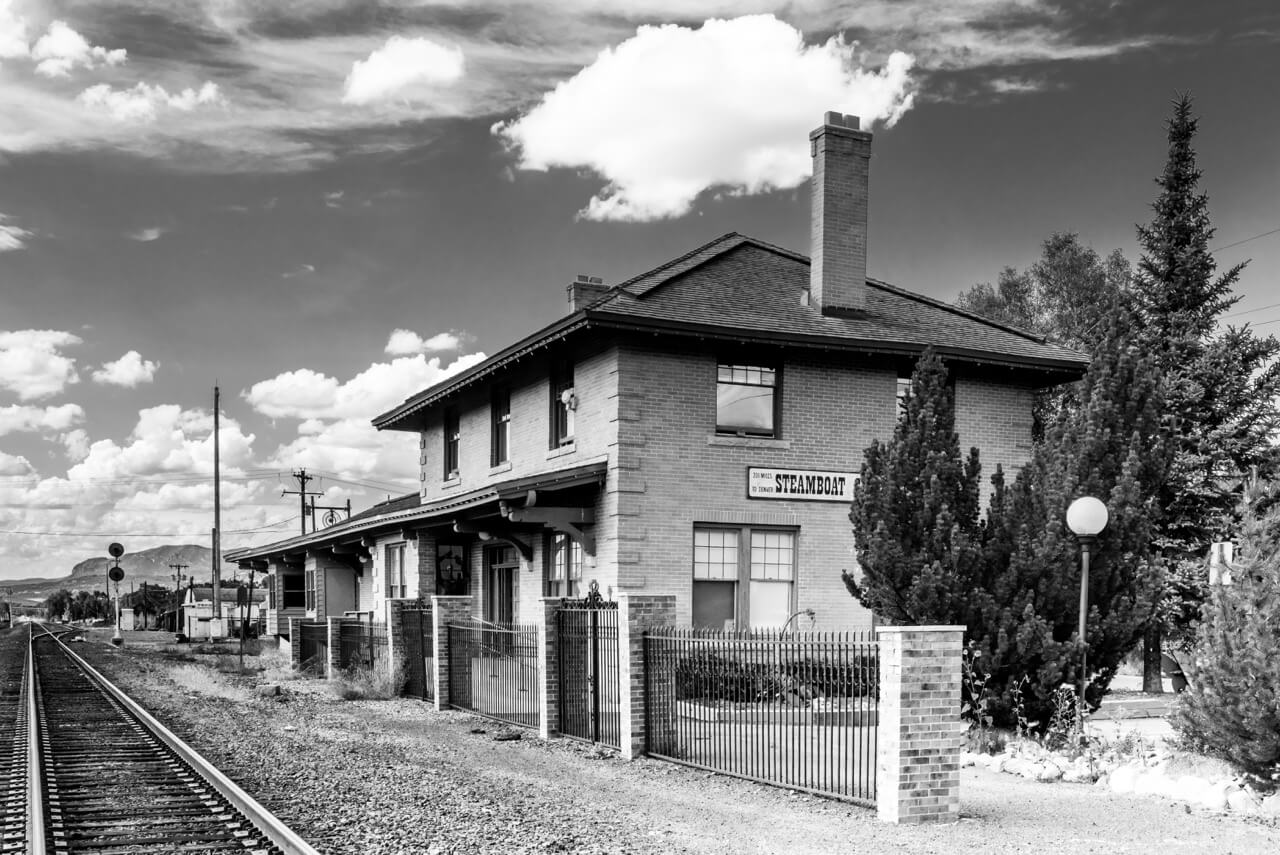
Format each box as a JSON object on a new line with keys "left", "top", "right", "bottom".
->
{"left": 108, "top": 542, "right": 124, "bottom": 559}
{"left": 108, "top": 566, "right": 124, "bottom": 583}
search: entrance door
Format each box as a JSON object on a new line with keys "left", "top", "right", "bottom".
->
{"left": 484, "top": 544, "right": 518, "bottom": 625}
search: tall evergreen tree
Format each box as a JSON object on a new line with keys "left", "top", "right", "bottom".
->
{"left": 1172, "top": 479, "right": 1280, "bottom": 785}
{"left": 1131, "top": 94, "right": 1280, "bottom": 687}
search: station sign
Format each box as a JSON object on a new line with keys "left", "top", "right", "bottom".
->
{"left": 747, "top": 467, "right": 857, "bottom": 502}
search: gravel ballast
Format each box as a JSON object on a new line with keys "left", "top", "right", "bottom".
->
{"left": 72, "top": 632, "right": 1280, "bottom": 855}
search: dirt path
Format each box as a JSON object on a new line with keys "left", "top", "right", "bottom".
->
{"left": 73, "top": 634, "right": 1279, "bottom": 855}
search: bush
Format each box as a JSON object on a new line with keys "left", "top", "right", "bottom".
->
{"left": 1172, "top": 480, "right": 1280, "bottom": 788}
{"left": 673, "top": 650, "right": 877, "bottom": 703}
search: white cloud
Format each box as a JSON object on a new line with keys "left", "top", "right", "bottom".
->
{"left": 0, "top": 0, "right": 29, "bottom": 61}
{"left": 66, "top": 404, "right": 255, "bottom": 483}
{"left": 31, "top": 20, "right": 127, "bottom": 78}
{"left": 0, "top": 403, "right": 85, "bottom": 437}
{"left": 496, "top": 15, "right": 916, "bottom": 221}
{"left": 128, "top": 226, "right": 165, "bottom": 242}
{"left": 0, "top": 329, "right": 81, "bottom": 400}
{"left": 0, "top": 214, "right": 32, "bottom": 252}
{"left": 60, "top": 428, "right": 90, "bottom": 462}
{"left": 0, "top": 450, "right": 32, "bottom": 476}
{"left": 264, "top": 416, "right": 419, "bottom": 488}
{"left": 92, "top": 351, "right": 159, "bottom": 387}
{"left": 342, "top": 35, "right": 465, "bottom": 106}
{"left": 281, "top": 263, "right": 315, "bottom": 279}
{"left": 384, "top": 329, "right": 463, "bottom": 356}
{"left": 242, "top": 351, "right": 487, "bottom": 420}
{"left": 78, "top": 81, "right": 225, "bottom": 123}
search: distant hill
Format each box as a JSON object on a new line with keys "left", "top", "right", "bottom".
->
{"left": 5, "top": 545, "right": 240, "bottom": 605}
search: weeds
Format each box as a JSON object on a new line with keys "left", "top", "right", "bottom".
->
{"left": 328, "top": 665, "right": 402, "bottom": 701}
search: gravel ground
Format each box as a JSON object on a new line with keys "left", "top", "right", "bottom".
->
{"left": 72, "top": 631, "right": 1280, "bottom": 855}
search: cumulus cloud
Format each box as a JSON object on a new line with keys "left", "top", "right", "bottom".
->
{"left": 242, "top": 351, "right": 487, "bottom": 420}
{"left": 67, "top": 404, "right": 256, "bottom": 483}
{"left": 0, "top": 403, "right": 85, "bottom": 437}
{"left": 264, "top": 416, "right": 420, "bottom": 487}
{"left": 281, "top": 263, "right": 315, "bottom": 279}
{"left": 384, "top": 329, "right": 462, "bottom": 356}
{"left": 78, "top": 81, "right": 225, "bottom": 123}
{"left": 0, "top": 450, "right": 33, "bottom": 476}
{"left": 342, "top": 35, "right": 465, "bottom": 105}
{"left": 31, "top": 20, "right": 127, "bottom": 77}
{"left": 0, "top": 214, "right": 32, "bottom": 252}
{"left": 496, "top": 15, "right": 916, "bottom": 221}
{"left": 0, "top": 329, "right": 81, "bottom": 400}
{"left": 128, "top": 226, "right": 165, "bottom": 242}
{"left": 0, "top": 1, "right": 29, "bottom": 61}
{"left": 92, "top": 351, "right": 159, "bottom": 387}
{"left": 60, "top": 428, "right": 90, "bottom": 462}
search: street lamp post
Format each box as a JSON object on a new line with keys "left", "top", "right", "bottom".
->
{"left": 1066, "top": 496, "right": 1109, "bottom": 738}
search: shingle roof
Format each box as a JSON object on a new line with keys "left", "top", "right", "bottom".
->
{"left": 374, "top": 233, "right": 1087, "bottom": 429}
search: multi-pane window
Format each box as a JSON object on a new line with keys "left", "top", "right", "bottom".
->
{"left": 692, "top": 527, "right": 796, "bottom": 630}
{"left": 896, "top": 375, "right": 912, "bottom": 417}
{"left": 491, "top": 387, "right": 511, "bottom": 465}
{"left": 304, "top": 568, "right": 316, "bottom": 611}
{"left": 716, "top": 364, "right": 778, "bottom": 437}
{"left": 385, "top": 542, "right": 407, "bottom": 599}
{"left": 551, "top": 361, "right": 575, "bottom": 447}
{"left": 443, "top": 406, "right": 460, "bottom": 478}
{"left": 267, "top": 575, "right": 276, "bottom": 610}
{"left": 545, "top": 533, "right": 583, "bottom": 598}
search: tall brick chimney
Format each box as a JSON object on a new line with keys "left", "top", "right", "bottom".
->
{"left": 809, "top": 111, "right": 872, "bottom": 314}
{"left": 567, "top": 274, "right": 608, "bottom": 312}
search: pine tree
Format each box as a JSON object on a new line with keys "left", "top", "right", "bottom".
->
{"left": 1132, "top": 94, "right": 1280, "bottom": 687}
{"left": 1172, "top": 480, "right": 1280, "bottom": 786}
{"left": 843, "top": 348, "right": 984, "bottom": 624}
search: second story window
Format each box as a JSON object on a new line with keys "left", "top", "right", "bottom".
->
{"left": 551, "top": 361, "right": 575, "bottom": 447}
{"left": 491, "top": 387, "right": 510, "bottom": 466}
{"left": 443, "top": 406, "right": 460, "bottom": 479}
{"left": 896, "top": 375, "right": 911, "bottom": 418}
{"left": 716, "top": 364, "right": 778, "bottom": 437}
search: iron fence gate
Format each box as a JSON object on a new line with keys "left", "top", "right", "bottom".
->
{"left": 402, "top": 607, "right": 435, "bottom": 700}
{"left": 557, "top": 596, "right": 620, "bottom": 748}
{"left": 338, "top": 618, "right": 373, "bottom": 670}
{"left": 447, "top": 622, "right": 540, "bottom": 728}
{"left": 297, "top": 622, "right": 328, "bottom": 675}
{"left": 643, "top": 630, "right": 879, "bottom": 805}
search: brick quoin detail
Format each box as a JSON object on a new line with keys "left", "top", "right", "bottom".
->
{"left": 431, "top": 596, "right": 472, "bottom": 711}
{"left": 875, "top": 625, "right": 966, "bottom": 825}
{"left": 617, "top": 593, "right": 676, "bottom": 760}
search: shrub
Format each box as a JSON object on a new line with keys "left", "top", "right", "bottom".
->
{"left": 1172, "top": 480, "right": 1280, "bottom": 788}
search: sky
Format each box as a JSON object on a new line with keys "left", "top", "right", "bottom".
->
{"left": 1, "top": 1, "right": 1278, "bottom": 582}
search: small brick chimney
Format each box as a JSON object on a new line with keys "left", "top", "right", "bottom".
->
{"left": 810, "top": 111, "right": 872, "bottom": 314}
{"left": 567, "top": 274, "right": 608, "bottom": 311}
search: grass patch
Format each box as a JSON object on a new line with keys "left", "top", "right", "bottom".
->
{"left": 328, "top": 666, "right": 402, "bottom": 701}
{"left": 166, "top": 663, "right": 252, "bottom": 703}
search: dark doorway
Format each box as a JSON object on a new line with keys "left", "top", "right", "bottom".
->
{"left": 484, "top": 544, "right": 518, "bottom": 625}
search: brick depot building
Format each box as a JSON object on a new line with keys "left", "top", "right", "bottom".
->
{"left": 229, "top": 112, "right": 1086, "bottom": 637}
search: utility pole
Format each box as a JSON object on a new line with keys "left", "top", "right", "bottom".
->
{"left": 169, "top": 562, "right": 189, "bottom": 635}
{"left": 282, "top": 469, "right": 322, "bottom": 536}
{"left": 213, "top": 385, "right": 222, "bottom": 623}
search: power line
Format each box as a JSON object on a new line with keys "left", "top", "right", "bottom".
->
{"left": 1213, "top": 226, "right": 1280, "bottom": 253}
{"left": 1223, "top": 300, "right": 1280, "bottom": 319}
{"left": 0, "top": 514, "right": 299, "bottom": 538}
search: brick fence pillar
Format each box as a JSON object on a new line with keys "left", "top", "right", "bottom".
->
{"left": 384, "top": 599, "right": 412, "bottom": 689}
{"left": 617, "top": 594, "right": 676, "bottom": 760}
{"left": 288, "top": 617, "right": 302, "bottom": 671}
{"left": 431, "top": 595, "right": 472, "bottom": 711}
{"left": 537, "top": 598, "right": 561, "bottom": 740}
{"left": 326, "top": 615, "right": 343, "bottom": 680}
{"left": 875, "top": 625, "right": 966, "bottom": 824}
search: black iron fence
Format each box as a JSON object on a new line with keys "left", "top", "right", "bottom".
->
{"left": 447, "top": 622, "right": 540, "bottom": 728}
{"left": 297, "top": 622, "right": 328, "bottom": 675}
{"left": 402, "top": 607, "right": 435, "bottom": 701}
{"left": 337, "top": 616, "right": 388, "bottom": 673}
{"left": 643, "top": 630, "right": 879, "bottom": 805}
{"left": 557, "top": 601, "right": 620, "bottom": 749}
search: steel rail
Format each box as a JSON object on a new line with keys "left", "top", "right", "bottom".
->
{"left": 31, "top": 625, "right": 320, "bottom": 855}
{"left": 25, "top": 627, "right": 46, "bottom": 855}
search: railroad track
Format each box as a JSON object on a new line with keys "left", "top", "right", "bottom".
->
{"left": 10, "top": 624, "right": 319, "bottom": 855}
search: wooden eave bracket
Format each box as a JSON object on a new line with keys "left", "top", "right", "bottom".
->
{"left": 499, "top": 502, "right": 596, "bottom": 557}
{"left": 452, "top": 519, "right": 534, "bottom": 562}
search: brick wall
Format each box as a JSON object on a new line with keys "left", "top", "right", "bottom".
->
{"left": 876, "top": 625, "right": 966, "bottom": 824}
{"left": 954, "top": 376, "right": 1035, "bottom": 508}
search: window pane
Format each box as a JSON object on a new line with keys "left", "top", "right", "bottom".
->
{"left": 750, "top": 530, "right": 794, "bottom": 580}
{"left": 717, "top": 383, "right": 774, "bottom": 433}
{"left": 693, "top": 581, "right": 736, "bottom": 630}
{"left": 748, "top": 581, "right": 792, "bottom": 629}
{"left": 693, "top": 528, "right": 738, "bottom": 580}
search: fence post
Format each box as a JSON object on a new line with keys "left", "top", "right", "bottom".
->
{"left": 537, "top": 597, "right": 561, "bottom": 740}
{"left": 875, "top": 625, "right": 966, "bottom": 824}
{"left": 617, "top": 593, "right": 676, "bottom": 760}
{"left": 430, "top": 595, "right": 472, "bottom": 711}
{"left": 288, "top": 617, "right": 302, "bottom": 672}
{"left": 325, "top": 615, "right": 343, "bottom": 680}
